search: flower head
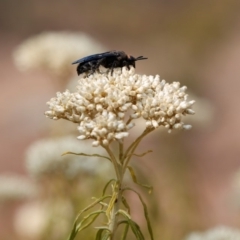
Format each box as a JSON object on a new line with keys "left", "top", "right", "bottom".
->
{"left": 185, "top": 226, "right": 240, "bottom": 240}
{"left": 25, "top": 136, "right": 110, "bottom": 179}
{"left": 13, "top": 31, "right": 105, "bottom": 79}
{"left": 14, "top": 200, "right": 74, "bottom": 239}
{"left": 45, "top": 68, "right": 195, "bottom": 146}
{"left": 14, "top": 202, "right": 49, "bottom": 238}
{"left": 0, "top": 173, "right": 38, "bottom": 202}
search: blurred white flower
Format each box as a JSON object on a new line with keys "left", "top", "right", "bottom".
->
{"left": 184, "top": 226, "right": 240, "bottom": 240}
{"left": 25, "top": 135, "right": 111, "bottom": 179}
{"left": 0, "top": 173, "right": 38, "bottom": 202}
{"left": 14, "top": 200, "right": 73, "bottom": 239}
{"left": 14, "top": 201, "right": 49, "bottom": 238}
{"left": 13, "top": 31, "right": 105, "bottom": 79}
{"left": 45, "top": 67, "right": 195, "bottom": 146}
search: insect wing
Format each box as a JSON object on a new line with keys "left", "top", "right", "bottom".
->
{"left": 72, "top": 51, "right": 118, "bottom": 65}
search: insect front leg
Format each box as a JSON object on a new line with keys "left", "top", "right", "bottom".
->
{"left": 122, "top": 60, "right": 131, "bottom": 70}
{"left": 110, "top": 61, "right": 118, "bottom": 75}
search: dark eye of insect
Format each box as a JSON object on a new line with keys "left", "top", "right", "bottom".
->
{"left": 72, "top": 50, "right": 147, "bottom": 76}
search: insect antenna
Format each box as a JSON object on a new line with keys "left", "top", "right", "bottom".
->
{"left": 135, "top": 56, "right": 148, "bottom": 61}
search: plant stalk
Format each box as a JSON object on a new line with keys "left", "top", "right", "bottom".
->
{"left": 108, "top": 181, "right": 122, "bottom": 240}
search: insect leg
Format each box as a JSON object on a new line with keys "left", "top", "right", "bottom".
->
{"left": 123, "top": 60, "right": 131, "bottom": 70}
{"left": 110, "top": 61, "right": 118, "bottom": 75}
{"left": 88, "top": 60, "right": 100, "bottom": 75}
{"left": 92, "top": 57, "right": 108, "bottom": 74}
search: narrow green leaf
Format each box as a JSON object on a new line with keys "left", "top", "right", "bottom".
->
{"left": 61, "top": 151, "right": 111, "bottom": 161}
{"left": 116, "top": 220, "right": 130, "bottom": 240}
{"left": 123, "top": 188, "right": 154, "bottom": 240}
{"left": 106, "top": 190, "right": 117, "bottom": 219}
{"left": 68, "top": 195, "right": 111, "bottom": 240}
{"left": 122, "top": 196, "right": 131, "bottom": 214}
{"left": 95, "top": 229, "right": 104, "bottom": 240}
{"left": 127, "top": 166, "right": 153, "bottom": 193}
{"left": 121, "top": 223, "right": 129, "bottom": 240}
{"left": 117, "top": 209, "right": 131, "bottom": 219}
{"left": 75, "top": 195, "right": 111, "bottom": 221}
{"left": 95, "top": 228, "right": 111, "bottom": 240}
{"left": 102, "top": 179, "right": 117, "bottom": 196}
{"left": 131, "top": 150, "right": 153, "bottom": 157}
{"left": 127, "top": 166, "right": 137, "bottom": 182}
{"left": 67, "top": 221, "right": 78, "bottom": 240}
{"left": 117, "top": 214, "right": 144, "bottom": 240}
{"left": 77, "top": 210, "right": 105, "bottom": 232}
{"left": 117, "top": 220, "right": 128, "bottom": 227}
{"left": 128, "top": 219, "right": 145, "bottom": 240}
{"left": 102, "top": 232, "right": 111, "bottom": 240}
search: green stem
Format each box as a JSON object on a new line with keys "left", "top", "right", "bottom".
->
{"left": 118, "top": 140, "right": 124, "bottom": 164}
{"left": 103, "top": 145, "right": 121, "bottom": 181}
{"left": 122, "top": 128, "right": 154, "bottom": 174}
{"left": 108, "top": 182, "right": 122, "bottom": 240}
{"left": 104, "top": 128, "right": 154, "bottom": 240}
{"left": 103, "top": 144, "right": 124, "bottom": 240}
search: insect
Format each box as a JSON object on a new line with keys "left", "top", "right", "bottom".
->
{"left": 72, "top": 50, "right": 147, "bottom": 76}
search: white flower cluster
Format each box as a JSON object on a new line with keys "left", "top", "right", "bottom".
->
{"left": 13, "top": 31, "right": 105, "bottom": 78}
{"left": 14, "top": 200, "right": 73, "bottom": 239}
{"left": 45, "top": 68, "right": 195, "bottom": 146}
{"left": 25, "top": 136, "right": 110, "bottom": 179}
{"left": 0, "top": 173, "right": 38, "bottom": 202}
{"left": 14, "top": 202, "right": 49, "bottom": 239}
{"left": 185, "top": 226, "right": 240, "bottom": 240}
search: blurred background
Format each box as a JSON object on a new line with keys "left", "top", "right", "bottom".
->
{"left": 1, "top": 0, "right": 240, "bottom": 239}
